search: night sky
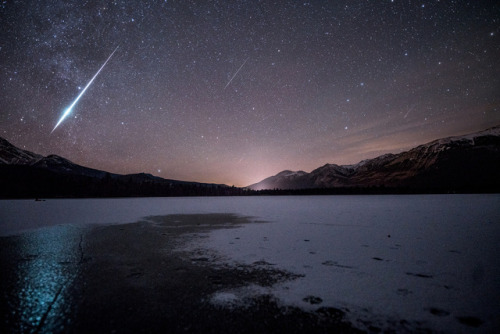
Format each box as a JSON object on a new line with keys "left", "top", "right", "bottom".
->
{"left": 1, "top": 1, "right": 499, "bottom": 186}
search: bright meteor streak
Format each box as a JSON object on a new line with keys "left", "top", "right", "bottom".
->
{"left": 51, "top": 46, "right": 119, "bottom": 133}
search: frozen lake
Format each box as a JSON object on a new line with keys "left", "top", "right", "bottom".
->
{"left": 1, "top": 195, "right": 499, "bottom": 332}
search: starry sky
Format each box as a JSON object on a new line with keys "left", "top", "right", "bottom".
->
{"left": 1, "top": 1, "right": 499, "bottom": 186}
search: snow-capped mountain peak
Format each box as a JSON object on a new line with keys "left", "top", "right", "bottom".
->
{"left": 248, "top": 126, "right": 500, "bottom": 191}
{"left": 0, "top": 137, "right": 43, "bottom": 165}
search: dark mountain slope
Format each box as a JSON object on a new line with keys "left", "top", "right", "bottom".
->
{"left": 0, "top": 137, "right": 240, "bottom": 198}
{"left": 248, "top": 126, "right": 500, "bottom": 192}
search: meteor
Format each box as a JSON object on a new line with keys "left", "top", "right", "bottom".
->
{"left": 51, "top": 46, "right": 119, "bottom": 133}
{"left": 224, "top": 57, "right": 248, "bottom": 90}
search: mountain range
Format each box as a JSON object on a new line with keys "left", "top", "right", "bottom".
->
{"left": 0, "top": 137, "right": 240, "bottom": 198}
{"left": 248, "top": 126, "right": 500, "bottom": 192}
{"left": 1, "top": 126, "right": 499, "bottom": 198}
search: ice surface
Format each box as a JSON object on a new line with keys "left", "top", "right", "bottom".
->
{"left": 187, "top": 195, "right": 500, "bottom": 332}
{"left": 210, "top": 285, "right": 272, "bottom": 309}
{"left": 0, "top": 197, "right": 254, "bottom": 236}
{"left": 1, "top": 195, "right": 499, "bottom": 332}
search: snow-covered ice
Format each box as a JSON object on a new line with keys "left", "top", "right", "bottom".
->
{"left": 1, "top": 195, "right": 499, "bottom": 332}
{"left": 184, "top": 195, "right": 500, "bottom": 332}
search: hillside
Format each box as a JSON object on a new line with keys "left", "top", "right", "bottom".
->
{"left": 248, "top": 126, "right": 500, "bottom": 192}
{"left": 0, "top": 137, "right": 242, "bottom": 198}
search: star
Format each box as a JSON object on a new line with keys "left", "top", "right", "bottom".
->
{"left": 0, "top": 1, "right": 498, "bottom": 186}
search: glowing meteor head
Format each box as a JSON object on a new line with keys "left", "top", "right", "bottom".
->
{"left": 51, "top": 106, "right": 73, "bottom": 133}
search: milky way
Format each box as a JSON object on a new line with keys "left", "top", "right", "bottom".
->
{"left": 1, "top": 1, "right": 499, "bottom": 186}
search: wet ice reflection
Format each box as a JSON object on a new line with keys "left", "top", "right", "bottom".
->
{"left": 1, "top": 225, "right": 85, "bottom": 332}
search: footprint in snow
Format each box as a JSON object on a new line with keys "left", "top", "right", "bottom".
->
{"left": 406, "top": 272, "right": 433, "bottom": 278}
{"left": 127, "top": 271, "right": 144, "bottom": 278}
{"left": 303, "top": 295, "right": 323, "bottom": 305}
{"left": 456, "top": 316, "right": 483, "bottom": 328}
{"left": 252, "top": 260, "right": 275, "bottom": 266}
{"left": 396, "top": 288, "right": 412, "bottom": 296}
{"left": 322, "top": 260, "right": 353, "bottom": 269}
{"left": 428, "top": 307, "right": 450, "bottom": 317}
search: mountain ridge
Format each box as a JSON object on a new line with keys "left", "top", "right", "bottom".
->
{"left": 0, "top": 137, "right": 239, "bottom": 198}
{"left": 248, "top": 126, "right": 500, "bottom": 191}
{"left": 1, "top": 125, "right": 499, "bottom": 197}
{"left": 0, "top": 136, "right": 228, "bottom": 187}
